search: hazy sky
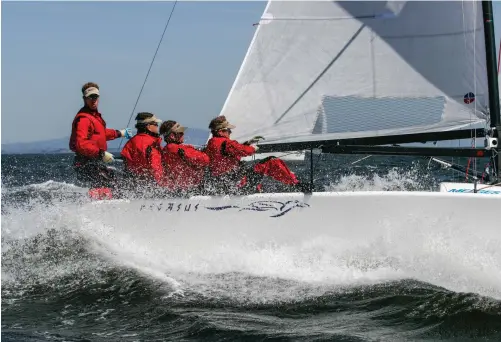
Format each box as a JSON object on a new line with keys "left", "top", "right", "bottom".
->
{"left": 1, "top": 1, "right": 265, "bottom": 144}
{"left": 2, "top": 1, "right": 501, "bottom": 144}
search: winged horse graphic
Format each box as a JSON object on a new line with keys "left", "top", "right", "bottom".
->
{"left": 205, "top": 200, "right": 310, "bottom": 218}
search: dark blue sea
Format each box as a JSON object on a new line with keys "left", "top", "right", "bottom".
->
{"left": 2, "top": 153, "right": 500, "bottom": 341}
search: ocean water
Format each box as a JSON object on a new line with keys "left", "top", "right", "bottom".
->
{"left": 2, "top": 153, "right": 500, "bottom": 342}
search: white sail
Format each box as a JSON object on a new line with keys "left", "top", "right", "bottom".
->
{"left": 220, "top": 1, "right": 489, "bottom": 145}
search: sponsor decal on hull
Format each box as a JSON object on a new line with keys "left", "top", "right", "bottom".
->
{"left": 139, "top": 200, "right": 310, "bottom": 217}
{"left": 447, "top": 189, "right": 501, "bottom": 194}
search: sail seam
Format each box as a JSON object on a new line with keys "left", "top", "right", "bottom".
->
{"left": 381, "top": 27, "right": 483, "bottom": 40}
{"left": 258, "top": 15, "right": 379, "bottom": 21}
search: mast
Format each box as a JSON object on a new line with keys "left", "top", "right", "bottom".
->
{"left": 498, "top": 38, "right": 501, "bottom": 75}
{"left": 482, "top": 0, "right": 501, "bottom": 182}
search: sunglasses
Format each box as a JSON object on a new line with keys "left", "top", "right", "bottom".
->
{"left": 86, "top": 95, "right": 99, "bottom": 100}
{"left": 148, "top": 122, "right": 159, "bottom": 127}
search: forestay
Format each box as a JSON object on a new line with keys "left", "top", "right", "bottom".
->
{"left": 219, "top": 1, "right": 489, "bottom": 145}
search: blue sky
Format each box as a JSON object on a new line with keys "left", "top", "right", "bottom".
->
{"left": 1, "top": 1, "right": 265, "bottom": 143}
{"left": 2, "top": 1, "right": 501, "bottom": 144}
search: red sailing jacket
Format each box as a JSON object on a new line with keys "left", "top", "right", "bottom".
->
{"left": 204, "top": 136, "right": 256, "bottom": 177}
{"left": 69, "top": 107, "right": 120, "bottom": 159}
{"left": 120, "top": 132, "right": 164, "bottom": 185}
{"left": 162, "top": 143, "right": 210, "bottom": 190}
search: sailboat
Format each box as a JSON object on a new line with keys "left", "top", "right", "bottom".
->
{"left": 81, "top": 1, "right": 500, "bottom": 238}
{"left": 218, "top": 0, "right": 501, "bottom": 193}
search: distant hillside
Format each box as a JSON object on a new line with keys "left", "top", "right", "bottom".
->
{"left": 1, "top": 128, "right": 210, "bottom": 154}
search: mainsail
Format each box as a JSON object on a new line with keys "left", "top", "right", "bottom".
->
{"left": 219, "top": 1, "right": 489, "bottom": 146}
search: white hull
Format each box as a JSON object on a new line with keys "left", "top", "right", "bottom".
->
{"left": 74, "top": 188, "right": 501, "bottom": 300}
{"left": 439, "top": 182, "right": 501, "bottom": 194}
{"left": 79, "top": 190, "right": 500, "bottom": 258}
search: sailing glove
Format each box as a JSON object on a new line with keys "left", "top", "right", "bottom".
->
{"left": 102, "top": 151, "right": 115, "bottom": 163}
{"left": 120, "top": 128, "right": 133, "bottom": 139}
{"left": 244, "top": 136, "right": 265, "bottom": 145}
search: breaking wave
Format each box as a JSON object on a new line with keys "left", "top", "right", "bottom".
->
{"left": 2, "top": 155, "right": 500, "bottom": 341}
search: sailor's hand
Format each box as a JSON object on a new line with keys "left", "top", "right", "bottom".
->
{"left": 244, "top": 139, "right": 258, "bottom": 145}
{"left": 251, "top": 144, "right": 259, "bottom": 153}
{"left": 102, "top": 151, "right": 115, "bottom": 163}
{"left": 244, "top": 135, "right": 265, "bottom": 145}
{"left": 120, "top": 128, "right": 134, "bottom": 139}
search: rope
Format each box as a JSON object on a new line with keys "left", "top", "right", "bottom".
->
{"left": 481, "top": 161, "right": 491, "bottom": 182}
{"left": 312, "top": 154, "right": 373, "bottom": 182}
{"left": 465, "top": 155, "right": 472, "bottom": 181}
{"left": 118, "top": 0, "right": 178, "bottom": 151}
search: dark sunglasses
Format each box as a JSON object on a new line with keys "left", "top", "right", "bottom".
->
{"left": 86, "top": 95, "right": 99, "bottom": 100}
{"left": 148, "top": 122, "right": 158, "bottom": 127}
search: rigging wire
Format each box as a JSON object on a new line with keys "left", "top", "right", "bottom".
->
{"left": 472, "top": 0, "right": 478, "bottom": 176}
{"left": 118, "top": 0, "right": 178, "bottom": 151}
{"left": 311, "top": 152, "right": 373, "bottom": 183}
{"left": 461, "top": 0, "right": 480, "bottom": 181}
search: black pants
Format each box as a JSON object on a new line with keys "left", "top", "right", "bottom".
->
{"left": 204, "top": 165, "right": 264, "bottom": 196}
{"left": 74, "top": 158, "right": 117, "bottom": 189}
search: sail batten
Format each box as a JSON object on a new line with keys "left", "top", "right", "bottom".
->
{"left": 220, "top": 1, "right": 489, "bottom": 146}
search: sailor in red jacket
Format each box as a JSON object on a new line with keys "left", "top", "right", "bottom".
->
{"left": 205, "top": 116, "right": 306, "bottom": 195}
{"left": 159, "top": 120, "right": 210, "bottom": 196}
{"left": 120, "top": 113, "right": 164, "bottom": 193}
{"left": 69, "top": 82, "right": 132, "bottom": 189}
{"left": 205, "top": 116, "right": 256, "bottom": 177}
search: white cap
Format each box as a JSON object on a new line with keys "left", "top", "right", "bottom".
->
{"left": 83, "top": 87, "right": 100, "bottom": 97}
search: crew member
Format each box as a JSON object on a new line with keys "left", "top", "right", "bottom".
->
{"left": 69, "top": 82, "right": 132, "bottom": 192}
{"left": 204, "top": 115, "right": 304, "bottom": 195}
{"left": 120, "top": 112, "right": 164, "bottom": 194}
{"left": 160, "top": 120, "right": 210, "bottom": 196}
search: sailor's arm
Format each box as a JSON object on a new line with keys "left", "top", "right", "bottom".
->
{"left": 224, "top": 139, "right": 257, "bottom": 157}
{"left": 105, "top": 128, "right": 121, "bottom": 141}
{"left": 179, "top": 145, "right": 210, "bottom": 168}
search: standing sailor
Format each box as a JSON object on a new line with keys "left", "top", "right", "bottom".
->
{"left": 69, "top": 82, "right": 132, "bottom": 191}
